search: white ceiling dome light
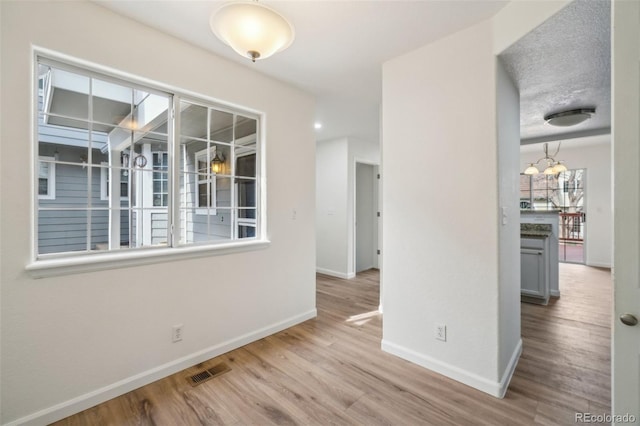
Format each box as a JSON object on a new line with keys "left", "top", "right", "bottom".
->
{"left": 209, "top": 1, "right": 295, "bottom": 63}
{"left": 544, "top": 108, "right": 595, "bottom": 127}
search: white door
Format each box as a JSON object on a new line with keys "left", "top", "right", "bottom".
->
{"left": 356, "top": 163, "right": 376, "bottom": 272}
{"left": 612, "top": 0, "right": 640, "bottom": 421}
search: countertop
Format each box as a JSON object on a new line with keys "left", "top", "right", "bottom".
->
{"left": 521, "top": 223, "right": 552, "bottom": 237}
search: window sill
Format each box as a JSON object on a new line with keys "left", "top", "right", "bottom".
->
{"left": 26, "top": 240, "right": 271, "bottom": 279}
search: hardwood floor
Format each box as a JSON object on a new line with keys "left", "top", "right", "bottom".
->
{"left": 54, "top": 265, "right": 611, "bottom": 425}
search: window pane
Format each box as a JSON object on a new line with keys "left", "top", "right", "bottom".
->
{"left": 209, "top": 208, "right": 232, "bottom": 241}
{"left": 235, "top": 116, "right": 257, "bottom": 141}
{"left": 237, "top": 178, "right": 256, "bottom": 208}
{"left": 130, "top": 208, "right": 169, "bottom": 247}
{"left": 179, "top": 207, "right": 197, "bottom": 244}
{"left": 90, "top": 209, "right": 109, "bottom": 251}
{"left": 215, "top": 177, "right": 231, "bottom": 208}
{"left": 210, "top": 109, "right": 233, "bottom": 143}
{"left": 180, "top": 102, "right": 207, "bottom": 139}
{"left": 180, "top": 137, "right": 208, "bottom": 172}
{"left": 235, "top": 152, "right": 256, "bottom": 177}
{"left": 238, "top": 225, "right": 256, "bottom": 239}
{"left": 210, "top": 142, "right": 230, "bottom": 175}
{"left": 91, "top": 78, "right": 133, "bottom": 132}
{"left": 136, "top": 92, "right": 169, "bottom": 134}
{"left": 238, "top": 208, "right": 256, "bottom": 220}
{"left": 38, "top": 209, "right": 88, "bottom": 254}
{"left": 41, "top": 67, "right": 90, "bottom": 120}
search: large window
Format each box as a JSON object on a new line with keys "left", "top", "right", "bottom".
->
{"left": 35, "top": 56, "right": 261, "bottom": 259}
{"left": 520, "top": 170, "right": 584, "bottom": 212}
{"left": 520, "top": 169, "right": 586, "bottom": 263}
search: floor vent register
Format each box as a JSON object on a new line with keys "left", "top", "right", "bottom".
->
{"left": 186, "top": 362, "right": 231, "bottom": 387}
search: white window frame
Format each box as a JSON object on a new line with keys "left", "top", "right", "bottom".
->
{"left": 29, "top": 51, "right": 268, "bottom": 278}
{"left": 194, "top": 147, "right": 218, "bottom": 215}
{"left": 38, "top": 156, "right": 56, "bottom": 200}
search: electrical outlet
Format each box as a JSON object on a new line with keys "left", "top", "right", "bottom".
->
{"left": 435, "top": 324, "right": 447, "bottom": 342}
{"left": 172, "top": 324, "right": 183, "bottom": 343}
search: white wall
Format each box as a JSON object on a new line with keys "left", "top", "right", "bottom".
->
{"left": 496, "top": 59, "right": 522, "bottom": 379}
{"left": 316, "top": 138, "right": 349, "bottom": 277}
{"left": 381, "top": 2, "right": 566, "bottom": 398}
{"left": 382, "top": 19, "right": 504, "bottom": 395}
{"left": 316, "top": 137, "right": 379, "bottom": 278}
{"left": 0, "top": 2, "right": 316, "bottom": 424}
{"left": 520, "top": 138, "right": 612, "bottom": 267}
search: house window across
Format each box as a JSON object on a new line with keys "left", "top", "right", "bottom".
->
{"left": 34, "top": 55, "right": 262, "bottom": 263}
{"left": 194, "top": 147, "right": 218, "bottom": 215}
{"left": 38, "top": 156, "right": 55, "bottom": 199}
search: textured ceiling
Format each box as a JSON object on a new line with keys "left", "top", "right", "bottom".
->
{"left": 499, "top": 0, "right": 611, "bottom": 144}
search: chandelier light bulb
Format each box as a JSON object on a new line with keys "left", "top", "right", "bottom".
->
{"left": 552, "top": 162, "right": 567, "bottom": 174}
{"left": 524, "top": 164, "right": 539, "bottom": 175}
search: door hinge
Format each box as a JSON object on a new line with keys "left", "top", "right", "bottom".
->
{"left": 377, "top": 173, "right": 381, "bottom": 179}
{"left": 377, "top": 249, "right": 381, "bottom": 255}
{"left": 377, "top": 211, "right": 381, "bottom": 217}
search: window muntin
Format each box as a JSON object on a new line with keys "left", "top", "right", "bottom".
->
{"left": 35, "top": 57, "right": 261, "bottom": 259}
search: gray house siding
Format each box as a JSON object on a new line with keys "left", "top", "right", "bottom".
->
{"left": 180, "top": 143, "right": 232, "bottom": 243}
{"left": 37, "top": 143, "right": 131, "bottom": 254}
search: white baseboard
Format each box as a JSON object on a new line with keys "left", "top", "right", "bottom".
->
{"left": 586, "top": 261, "right": 611, "bottom": 269}
{"left": 498, "top": 339, "right": 522, "bottom": 398}
{"left": 381, "top": 338, "right": 522, "bottom": 399}
{"left": 5, "top": 309, "right": 317, "bottom": 426}
{"left": 316, "top": 267, "right": 355, "bottom": 279}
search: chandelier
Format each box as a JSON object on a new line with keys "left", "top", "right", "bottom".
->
{"left": 523, "top": 142, "right": 567, "bottom": 175}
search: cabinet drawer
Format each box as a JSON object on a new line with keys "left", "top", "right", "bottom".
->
{"left": 521, "top": 237, "right": 545, "bottom": 249}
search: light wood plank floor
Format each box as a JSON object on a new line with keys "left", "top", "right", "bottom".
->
{"left": 54, "top": 264, "right": 611, "bottom": 425}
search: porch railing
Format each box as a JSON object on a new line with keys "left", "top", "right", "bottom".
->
{"left": 559, "top": 212, "right": 584, "bottom": 242}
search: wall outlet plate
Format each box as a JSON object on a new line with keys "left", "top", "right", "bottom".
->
{"left": 172, "top": 324, "right": 183, "bottom": 342}
{"left": 435, "top": 324, "right": 446, "bottom": 341}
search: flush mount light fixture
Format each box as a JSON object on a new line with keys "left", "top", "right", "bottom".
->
{"left": 544, "top": 108, "right": 595, "bottom": 127}
{"left": 523, "top": 142, "right": 567, "bottom": 175}
{"left": 209, "top": 1, "right": 295, "bottom": 63}
{"left": 314, "top": 122, "right": 322, "bottom": 130}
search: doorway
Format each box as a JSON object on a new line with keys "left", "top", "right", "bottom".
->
{"left": 355, "top": 162, "right": 378, "bottom": 273}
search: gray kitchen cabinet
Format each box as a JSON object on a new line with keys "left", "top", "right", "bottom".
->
{"left": 520, "top": 236, "right": 550, "bottom": 304}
